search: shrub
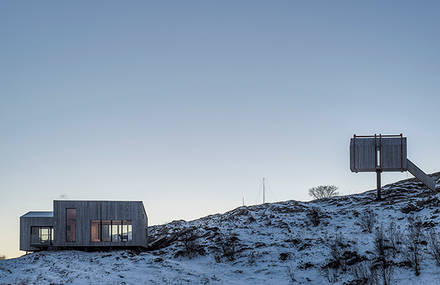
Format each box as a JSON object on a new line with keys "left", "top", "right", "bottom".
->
{"left": 308, "top": 185, "right": 339, "bottom": 200}
{"left": 324, "top": 233, "right": 349, "bottom": 271}
{"left": 279, "top": 252, "right": 290, "bottom": 261}
{"left": 358, "top": 210, "right": 376, "bottom": 233}
{"left": 400, "top": 203, "right": 421, "bottom": 214}
{"left": 307, "top": 207, "right": 323, "bottom": 227}
{"left": 380, "top": 266, "right": 394, "bottom": 285}
{"left": 427, "top": 229, "right": 440, "bottom": 266}
{"left": 286, "top": 264, "right": 296, "bottom": 283}
{"left": 248, "top": 251, "right": 256, "bottom": 265}
{"left": 178, "top": 229, "right": 205, "bottom": 259}
{"left": 323, "top": 233, "right": 367, "bottom": 283}
{"left": 373, "top": 226, "right": 394, "bottom": 285}
{"left": 217, "top": 233, "right": 240, "bottom": 262}
{"left": 351, "top": 261, "right": 378, "bottom": 285}
{"left": 404, "top": 217, "right": 424, "bottom": 276}
{"left": 387, "top": 222, "right": 403, "bottom": 257}
{"left": 323, "top": 267, "right": 338, "bottom": 283}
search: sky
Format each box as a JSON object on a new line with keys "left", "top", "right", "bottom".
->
{"left": 1, "top": 1, "right": 440, "bottom": 258}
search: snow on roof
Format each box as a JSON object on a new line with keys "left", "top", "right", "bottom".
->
{"left": 22, "top": 211, "right": 53, "bottom": 218}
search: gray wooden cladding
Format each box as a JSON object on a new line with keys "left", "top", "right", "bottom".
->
{"left": 53, "top": 200, "right": 147, "bottom": 248}
{"left": 20, "top": 200, "right": 148, "bottom": 251}
{"left": 350, "top": 137, "right": 407, "bottom": 172}
{"left": 20, "top": 216, "right": 54, "bottom": 251}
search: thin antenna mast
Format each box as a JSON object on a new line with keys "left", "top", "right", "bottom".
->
{"left": 262, "top": 177, "right": 266, "bottom": 204}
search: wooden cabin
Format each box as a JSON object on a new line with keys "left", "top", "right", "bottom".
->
{"left": 20, "top": 200, "right": 148, "bottom": 252}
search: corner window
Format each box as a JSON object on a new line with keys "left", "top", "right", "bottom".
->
{"left": 31, "top": 227, "right": 54, "bottom": 245}
{"left": 122, "top": 220, "right": 132, "bottom": 242}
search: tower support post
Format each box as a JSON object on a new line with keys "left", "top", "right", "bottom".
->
{"left": 376, "top": 170, "right": 382, "bottom": 200}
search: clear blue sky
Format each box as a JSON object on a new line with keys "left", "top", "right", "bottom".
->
{"left": 1, "top": 1, "right": 439, "bottom": 258}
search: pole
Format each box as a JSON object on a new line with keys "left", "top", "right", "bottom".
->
{"left": 376, "top": 170, "right": 382, "bottom": 200}
{"left": 263, "top": 177, "right": 266, "bottom": 204}
{"left": 376, "top": 134, "right": 382, "bottom": 201}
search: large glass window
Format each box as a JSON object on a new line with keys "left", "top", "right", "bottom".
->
{"left": 90, "top": 219, "right": 132, "bottom": 242}
{"left": 40, "top": 228, "right": 50, "bottom": 243}
{"left": 66, "top": 208, "right": 76, "bottom": 242}
{"left": 112, "top": 220, "right": 121, "bottom": 242}
{"left": 31, "top": 227, "right": 53, "bottom": 245}
{"left": 102, "top": 220, "right": 111, "bottom": 242}
{"left": 122, "top": 220, "right": 132, "bottom": 242}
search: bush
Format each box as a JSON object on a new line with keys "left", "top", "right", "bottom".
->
{"left": 177, "top": 229, "right": 205, "bottom": 259}
{"left": 324, "top": 233, "right": 350, "bottom": 271}
{"left": 387, "top": 222, "right": 403, "bottom": 257}
{"left": 400, "top": 203, "right": 421, "bottom": 214}
{"left": 309, "top": 185, "right": 339, "bottom": 200}
{"left": 358, "top": 210, "right": 376, "bottom": 233}
{"left": 427, "top": 229, "right": 440, "bottom": 266}
{"left": 307, "top": 207, "right": 323, "bottom": 227}
{"left": 374, "top": 226, "right": 390, "bottom": 259}
{"left": 248, "top": 251, "right": 256, "bottom": 265}
{"left": 286, "top": 264, "right": 296, "bottom": 283}
{"left": 373, "top": 226, "right": 394, "bottom": 285}
{"left": 404, "top": 217, "right": 424, "bottom": 276}
{"left": 0, "top": 255, "right": 5, "bottom": 260}
{"left": 279, "top": 252, "right": 290, "bottom": 261}
{"left": 323, "top": 267, "right": 338, "bottom": 283}
{"left": 351, "top": 261, "right": 378, "bottom": 285}
{"left": 217, "top": 233, "right": 240, "bottom": 262}
{"left": 323, "top": 233, "right": 368, "bottom": 283}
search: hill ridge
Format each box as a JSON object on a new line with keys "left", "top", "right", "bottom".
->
{"left": 2, "top": 173, "right": 440, "bottom": 284}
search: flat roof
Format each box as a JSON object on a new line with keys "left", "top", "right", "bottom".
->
{"left": 22, "top": 211, "right": 54, "bottom": 218}
{"left": 53, "top": 200, "right": 143, "bottom": 202}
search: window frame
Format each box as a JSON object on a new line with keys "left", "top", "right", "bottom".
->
{"left": 30, "top": 226, "right": 54, "bottom": 245}
{"left": 90, "top": 220, "right": 101, "bottom": 242}
{"left": 102, "top": 220, "right": 112, "bottom": 242}
{"left": 89, "top": 219, "right": 132, "bottom": 242}
{"left": 66, "top": 208, "right": 77, "bottom": 242}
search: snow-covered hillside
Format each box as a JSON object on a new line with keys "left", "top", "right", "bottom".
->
{"left": 2, "top": 174, "right": 440, "bottom": 285}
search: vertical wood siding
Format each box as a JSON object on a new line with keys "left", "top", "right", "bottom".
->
{"left": 20, "top": 217, "right": 54, "bottom": 251}
{"left": 20, "top": 201, "right": 148, "bottom": 251}
{"left": 53, "top": 201, "right": 147, "bottom": 247}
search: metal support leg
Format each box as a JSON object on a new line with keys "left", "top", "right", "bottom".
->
{"left": 376, "top": 170, "right": 382, "bottom": 200}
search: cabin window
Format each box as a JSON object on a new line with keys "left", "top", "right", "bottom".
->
{"left": 90, "top": 220, "right": 101, "bottom": 242}
{"left": 102, "top": 220, "right": 112, "bottom": 242}
{"left": 89, "top": 219, "right": 132, "bottom": 242}
{"left": 31, "top": 227, "right": 54, "bottom": 245}
{"left": 112, "top": 220, "right": 121, "bottom": 242}
{"left": 66, "top": 208, "right": 76, "bottom": 242}
{"left": 122, "top": 220, "right": 132, "bottom": 242}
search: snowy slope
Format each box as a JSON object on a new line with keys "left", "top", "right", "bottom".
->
{"left": 2, "top": 174, "right": 440, "bottom": 285}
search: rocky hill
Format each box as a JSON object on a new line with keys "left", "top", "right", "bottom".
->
{"left": 1, "top": 174, "right": 440, "bottom": 284}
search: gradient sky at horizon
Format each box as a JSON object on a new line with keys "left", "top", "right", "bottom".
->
{"left": 1, "top": 1, "right": 440, "bottom": 258}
